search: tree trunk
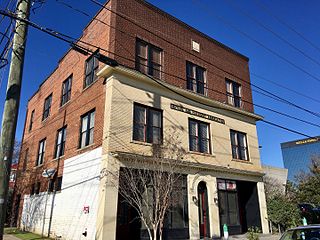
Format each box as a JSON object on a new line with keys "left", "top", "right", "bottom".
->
{"left": 153, "top": 228, "right": 157, "bottom": 240}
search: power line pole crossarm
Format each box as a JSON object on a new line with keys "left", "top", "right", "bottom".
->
{"left": 0, "top": 0, "right": 30, "bottom": 239}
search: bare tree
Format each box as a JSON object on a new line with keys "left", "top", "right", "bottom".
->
{"left": 103, "top": 132, "right": 186, "bottom": 240}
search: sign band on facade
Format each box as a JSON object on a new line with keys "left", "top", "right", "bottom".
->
{"left": 170, "top": 103, "right": 225, "bottom": 124}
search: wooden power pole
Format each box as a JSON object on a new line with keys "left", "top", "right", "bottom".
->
{"left": 0, "top": 0, "right": 30, "bottom": 238}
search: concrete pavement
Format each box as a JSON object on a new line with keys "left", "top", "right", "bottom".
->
{"left": 3, "top": 235, "right": 20, "bottom": 240}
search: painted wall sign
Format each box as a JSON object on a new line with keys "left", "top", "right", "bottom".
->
{"left": 170, "top": 103, "right": 225, "bottom": 124}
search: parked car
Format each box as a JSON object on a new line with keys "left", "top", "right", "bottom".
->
{"left": 280, "top": 225, "right": 320, "bottom": 240}
{"left": 299, "top": 203, "right": 320, "bottom": 224}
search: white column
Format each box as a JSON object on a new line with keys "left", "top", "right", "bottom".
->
{"left": 96, "top": 155, "right": 120, "bottom": 240}
{"left": 187, "top": 174, "right": 200, "bottom": 240}
{"left": 187, "top": 174, "right": 221, "bottom": 239}
{"left": 257, "top": 181, "right": 269, "bottom": 234}
{"left": 207, "top": 176, "right": 220, "bottom": 239}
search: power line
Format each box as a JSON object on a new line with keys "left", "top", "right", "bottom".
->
{"left": 85, "top": 0, "right": 320, "bottom": 119}
{"left": 194, "top": 0, "right": 320, "bottom": 85}
{"left": 253, "top": 0, "right": 320, "bottom": 54}
{"left": 0, "top": 7, "right": 317, "bottom": 140}
{"left": 251, "top": 73, "right": 320, "bottom": 105}
{"left": 224, "top": 0, "right": 320, "bottom": 68}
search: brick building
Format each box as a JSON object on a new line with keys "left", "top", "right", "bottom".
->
{"left": 14, "top": 0, "right": 269, "bottom": 239}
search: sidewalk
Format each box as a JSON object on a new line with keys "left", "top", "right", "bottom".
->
{"left": 3, "top": 235, "right": 20, "bottom": 240}
{"left": 228, "top": 233, "right": 281, "bottom": 239}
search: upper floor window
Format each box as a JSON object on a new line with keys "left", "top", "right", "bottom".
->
{"left": 230, "top": 130, "right": 248, "bottom": 161}
{"left": 84, "top": 54, "right": 99, "bottom": 88}
{"left": 226, "top": 80, "right": 242, "bottom": 108}
{"left": 22, "top": 148, "right": 28, "bottom": 172}
{"left": 80, "top": 110, "right": 95, "bottom": 148}
{"left": 29, "top": 110, "right": 34, "bottom": 131}
{"left": 186, "top": 61, "right": 206, "bottom": 95}
{"left": 136, "top": 39, "right": 162, "bottom": 79}
{"left": 133, "top": 103, "right": 162, "bottom": 144}
{"left": 61, "top": 75, "right": 72, "bottom": 106}
{"left": 42, "top": 94, "right": 52, "bottom": 121}
{"left": 55, "top": 126, "right": 67, "bottom": 158}
{"left": 189, "top": 119, "right": 210, "bottom": 154}
{"left": 36, "top": 138, "right": 46, "bottom": 166}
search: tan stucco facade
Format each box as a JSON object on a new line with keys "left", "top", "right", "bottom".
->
{"left": 96, "top": 66, "right": 269, "bottom": 239}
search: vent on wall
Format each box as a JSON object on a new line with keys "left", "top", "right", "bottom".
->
{"left": 192, "top": 40, "right": 200, "bottom": 52}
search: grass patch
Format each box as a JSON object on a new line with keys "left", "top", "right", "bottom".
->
{"left": 4, "top": 228, "right": 53, "bottom": 240}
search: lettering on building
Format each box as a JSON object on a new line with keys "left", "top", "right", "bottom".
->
{"left": 295, "top": 138, "right": 319, "bottom": 145}
{"left": 170, "top": 103, "right": 225, "bottom": 124}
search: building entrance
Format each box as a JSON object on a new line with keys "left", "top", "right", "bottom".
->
{"left": 217, "top": 179, "right": 261, "bottom": 235}
{"left": 198, "top": 181, "right": 210, "bottom": 238}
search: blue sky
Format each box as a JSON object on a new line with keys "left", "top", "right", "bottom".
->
{"left": 0, "top": 0, "right": 319, "bottom": 168}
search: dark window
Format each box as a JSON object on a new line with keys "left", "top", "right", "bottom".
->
{"left": 31, "top": 182, "right": 40, "bottom": 195}
{"left": 167, "top": 175, "right": 189, "bottom": 229}
{"left": 226, "top": 80, "right": 242, "bottom": 108}
{"left": 186, "top": 61, "right": 206, "bottom": 95}
{"left": 133, "top": 104, "right": 162, "bottom": 144}
{"left": 36, "top": 138, "right": 46, "bottom": 166}
{"left": 49, "top": 176, "right": 63, "bottom": 192}
{"left": 30, "top": 184, "right": 35, "bottom": 195}
{"left": 84, "top": 54, "right": 99, "bottom": 88}
{"left": 230, "top": 130, "right": 249, "bottom": 160}
{"left": 22, "top": 148, "right": 28, "bottom": 172}
{"left": 61, "top": 75, "right": 72, "bottom": 106}
{"left": 189, "top": 119, "right": 210, "bottom": 153}
{"left": 48, "top": 179, "right": 54, "bottom": 192}
{"left": 55, "top": 126, "right": 67, "bottom": 158}
{"left": 80, "top": 110, "right": 95, "bottom": 148}
{"left": 29, "top": 110, "right": 34, "bottom": 131}
{"left": 56, "top": 176, "right": 62, "bottom": 191}
{"left": 136, "top": 39, "right": 162, "bottom": 79}
{"left": 35, "top": 182, "right": 40, "bottom": 195}
{"left": 42, "top": 94, "right": 52, "bottom": 120}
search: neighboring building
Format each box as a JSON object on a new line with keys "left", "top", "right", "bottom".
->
{"left": 281, "top": 136, "right": 320, "bottom": 182}
{"left": 262, "top": 165, "right": 288, "bottom": 194}
{"left": 14, "top": 0, "right": 269, "bottom": 239}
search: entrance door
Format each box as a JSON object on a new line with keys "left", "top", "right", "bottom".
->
{"left": 198, "top": 181, "right": 210, "bottom": 238}
{"left": 217, "top": 179, "right": 241, "bottom": 235}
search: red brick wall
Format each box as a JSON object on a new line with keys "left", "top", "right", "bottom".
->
{"left": 15, "top": 0, "right": 254, "bottom": 204}
{"left": 16, "top": 2, "right": 114, "bottom": 197}
{"left": 110, "top": 0, "right": 253, "bottom": 112}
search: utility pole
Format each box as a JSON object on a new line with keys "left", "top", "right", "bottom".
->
{"left": 0, "top": 0, "right": 30, "bottom": 239}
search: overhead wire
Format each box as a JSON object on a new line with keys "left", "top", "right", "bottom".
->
{"left": 85, "top": 0, "right": 320, "bottom": 118}
{"left": 193, "top": 0, "right": 320, "bottom": 85}
{"left": 224, "top": 0, "right": 320, "bottom": 68}
{"left": 0, "top": 5, "right": 317, "bottom": 140}
{"left": 253, "top": 0, "right": 320, "bottom": 54}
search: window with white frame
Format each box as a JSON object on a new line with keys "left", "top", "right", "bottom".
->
{"left": 79, "top": 110, "right": 95, "bottom": 148}
{"left": 29, "top": 110, "right": 34, "bottom": 131}
{"left": 136, "top": 39, "right": 162, "bottom": 79}
{"left": 84, "top": 54, "right": 99, "bottom": 88}
{"left": 36, "top": 138, "right": 46, "bottom": 166}
{"left": 189, "top": 119, "right": 210, "bottom": 153}
{"left": 55, "top": 126, "right": 67, "bottom": 158}
{"left": 230, "top": 130, "right": 248, "bottom": 160}
{"left": 226, "top": 80, "right": 242, "bottom": 108}
{"left": 61, "top": 75, "right": 72, "bottom": 106}
{"left": 186, "top": 61, "right": 206, "bottom": 95}
{"left": 42, "top": 94, "right": 52, "bottom": 120}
